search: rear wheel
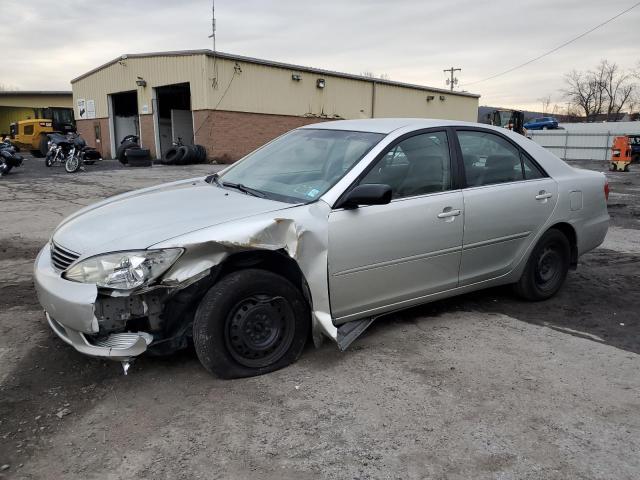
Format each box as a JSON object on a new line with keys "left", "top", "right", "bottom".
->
{"left": 610, "top": 163, "right": 618, "bottom": 171}
{"left": 514, "top": 229, "right": 571, "bottom": 301}
{"left": 193, "top": 269, "right": 310, "bottom": 378}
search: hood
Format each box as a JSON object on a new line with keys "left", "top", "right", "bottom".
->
{"left": 52, "top": 178, "right": 292, "bottom": 256}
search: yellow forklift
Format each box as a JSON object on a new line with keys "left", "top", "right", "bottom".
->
{"left": 487, "top": 109, "right": 526, "bottom": 136}
{"left": 8, "top": 107, "right": 75, "bottom": 157}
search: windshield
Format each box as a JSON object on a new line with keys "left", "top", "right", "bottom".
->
{"left": 219, "top": 129, "right": 384, "bottom": 203}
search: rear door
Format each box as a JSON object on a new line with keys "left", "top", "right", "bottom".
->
{"left": 455, "top": 128, "right": 558, "bottom": 285}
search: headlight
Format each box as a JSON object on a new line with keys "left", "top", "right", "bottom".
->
{"left": 63, "top": 249, "right": 183, "bottom": 290}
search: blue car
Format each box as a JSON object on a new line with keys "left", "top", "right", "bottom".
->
{"left": 524, "top": 117, "right": 559, "bottom": 130}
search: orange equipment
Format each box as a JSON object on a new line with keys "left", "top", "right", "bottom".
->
{"left": 610, "top": 135, "right": 640, "bottom": 172}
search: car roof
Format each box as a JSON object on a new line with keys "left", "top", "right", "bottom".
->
{"left": 299, "top": 118, "right": 488, "bottom": 134}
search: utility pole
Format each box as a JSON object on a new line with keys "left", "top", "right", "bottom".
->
{"left": 444, "top": 67, "right": 461, "bottom": 91}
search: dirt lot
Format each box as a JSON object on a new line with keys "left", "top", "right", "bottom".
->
{"left": 0, "top": 157, "right": 638, "bottom": 479}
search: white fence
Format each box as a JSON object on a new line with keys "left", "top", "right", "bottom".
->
{"left": 529, "top": 121, "right": 640, "bottom": 161}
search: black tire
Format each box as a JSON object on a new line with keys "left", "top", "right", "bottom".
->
{"left": 623, "top": 164, "right": 630, "bottom": 172}
{"left": 64, "top": 156, "right": 81, "bottom": 173}
{"left": 194, "top": 144, "right": 207, "bottom": 163}
{"left": 125, "top": 147, "right": 150, "bottom": 159}
{"left": 193, "top": 269, "right": 310, "bottom": 378}
{"left": 514, "top": 229, "right": 571, "bottom": 301}
{"left": 176, "top": 145, "right": 191, "bottom": 165}
{"left": 610, "top": 163, "right": 617, "bottom": 172}
{"left": 162, "top": 147, "right": 180, "bottom": 165}
{"left": 34, "top": 135, "right": 48, "bottom": 157}
{"left": 116, "top": 140, "right": 139, "bottom": 164}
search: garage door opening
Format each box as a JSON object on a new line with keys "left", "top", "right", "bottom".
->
{"left": 155, "top": 83, "right": 193, "bottom": 157}
{"left": 109, "top": 90, "right": 139, "bottom": 151}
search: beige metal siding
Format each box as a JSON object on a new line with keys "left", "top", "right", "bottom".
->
{"left": 72, "top": 52, "right": 478, "bottom": 121}
{"left": 0, "top": 94, "right": 72, "bottom": 108}
{"left": 374, "top": 83, "right": 478, "bottom": 121}
{"left": 72, "top": 54, "right": 209, "bottom": 118}
{"left": 206, "top": 56, "right": 477, "bottom": 121}
{"left": 207, "top": 56, "right": 374, "bottom": 118}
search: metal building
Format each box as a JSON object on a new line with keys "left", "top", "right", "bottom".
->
{"left": 0, "top": 91, "right": 73, "bottom": 135}
{"left": 71, "top": 50, "right": 480, "bottom": 161}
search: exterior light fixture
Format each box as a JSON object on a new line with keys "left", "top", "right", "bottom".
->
{"left": 316, "top": 78, "right": 326, "bottom": 89}
{"left": 292, "top": 74, "right": 302, "bottom": 81}
{"left": 426, "top": 95, "right": 435, "bottom": 102}
{"left": 136, "top": 76, "right": 147, "bottom": 87}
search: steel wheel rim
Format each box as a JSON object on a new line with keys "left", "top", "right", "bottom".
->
{"left": 224, "top": 294, "right": 295, "bottom": 368}
{"left": 535, "top": 245, "right": 561, "bottom": 291}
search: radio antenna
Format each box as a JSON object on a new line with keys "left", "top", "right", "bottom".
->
{"left": 208, "top": 0, "right": 216, "bottom": 52}
{"left": 208, "top": 0, "right": 218, "bottom": 88}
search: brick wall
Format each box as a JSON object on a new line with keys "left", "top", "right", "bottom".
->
{"left": 138, "top": 114, "right": 157, "bottom": 159}
{"left": 75, "top": 118, "right": 111, "bottom": 158}
{"left": 193, "top": 110, "right": 328, "bottom": 162}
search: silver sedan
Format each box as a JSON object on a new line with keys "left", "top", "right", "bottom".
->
{"left": 34, "top": 119, "right": 609, "bottom": 377}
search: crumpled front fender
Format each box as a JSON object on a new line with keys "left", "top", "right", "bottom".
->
{"left": 152, "top": 201, "right": 337, "bottom": 346}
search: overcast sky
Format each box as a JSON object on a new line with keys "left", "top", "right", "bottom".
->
{"left": 4, "top": 0, "right": 639, "bottom": 111}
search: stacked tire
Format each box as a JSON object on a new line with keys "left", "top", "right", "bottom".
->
{"left": 125, "top": 148, "right": 152, "bottom": 167}
{"left": 116, "top": 140, "right": 140, "bottom": 165}
{"left": 162, "top": 144, "right": 207, "bottom": 165}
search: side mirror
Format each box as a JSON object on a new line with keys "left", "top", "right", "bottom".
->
{"left": 337, "top": 184, "right": 392, "bottom": 209}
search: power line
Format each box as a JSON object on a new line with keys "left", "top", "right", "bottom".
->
{"left": 461, "top": 1, "right": 640, "bottom": 87}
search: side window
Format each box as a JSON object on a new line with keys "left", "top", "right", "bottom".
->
{"left": 457, "top": 130, "right": 523, "bottom": 187}
{"left": 23, "top": 124, "right": 34, "bottom": 135}
{"left": 360, "top": 131, "right": 451, "bottom": 199}
{"left": 521, "top": 153, "right": 545, "bottom": 180}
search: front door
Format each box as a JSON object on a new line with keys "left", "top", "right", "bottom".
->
{"left": 328, "top": 130, "right": 464, "bottom": 322}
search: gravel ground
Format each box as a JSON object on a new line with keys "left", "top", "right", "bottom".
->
{"left": 0, "top": 156, "right": 638, "bottom": 480}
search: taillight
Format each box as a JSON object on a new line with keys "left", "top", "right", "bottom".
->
{"left": 604, "top": 179, "right": 610, "bottom": 201}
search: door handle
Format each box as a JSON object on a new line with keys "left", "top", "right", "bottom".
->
{"left": 437, "top": 208, "right": 461, "bottom": 219}
{"left": 535, "top": 191, "right": 553, "bottom": 200}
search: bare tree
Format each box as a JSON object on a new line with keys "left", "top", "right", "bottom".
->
{"left": 563, "top": 70, "right": 600, "bottom": 121}
{"left": 564, "top": 60, "right": 637, "bottom": 122}
{"left": 600, "top": 61, "right": 635, "bottom": 121}
{"left": 537, "top": 95, "right": 552, "bottom": 114}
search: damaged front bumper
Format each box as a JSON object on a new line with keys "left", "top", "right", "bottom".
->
{"left": 46, "top": 313, "right": 153, "bottom": 361}
{"left": 34, "top": 244, "right": 154, "bottom": 362}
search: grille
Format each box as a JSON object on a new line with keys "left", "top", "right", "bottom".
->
{"left": 50, "top": 242, "right": 80, "bottom": 271}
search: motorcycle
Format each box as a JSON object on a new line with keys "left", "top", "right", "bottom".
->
{"left": 45, "top": 133, "right": 101, "bottom": 173}
{"left": 0, "top": 139, "right": 24, "bottom": 176}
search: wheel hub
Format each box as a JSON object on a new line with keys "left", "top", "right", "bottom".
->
{"left": 225, "top": 295, "right": 295, "bottom": 368}
{"left": 536, "top": 247, "right": 560, "bottom": 284}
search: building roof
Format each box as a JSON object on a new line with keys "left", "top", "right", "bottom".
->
{"left": 0, "top": 91, "right": 72, "bottom": 96}
{"left": 70, "top": 49, "right": 480, "bottom": 99}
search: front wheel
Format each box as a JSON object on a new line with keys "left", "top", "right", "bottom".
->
{"left": 64, "top": 156, "right": 81, "bottom": 173}
{"left": 514, "top": 229, "right": 571, "bottom": 301}
{"left": 193, "top": 269, "right": 310, "bottom": 378}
